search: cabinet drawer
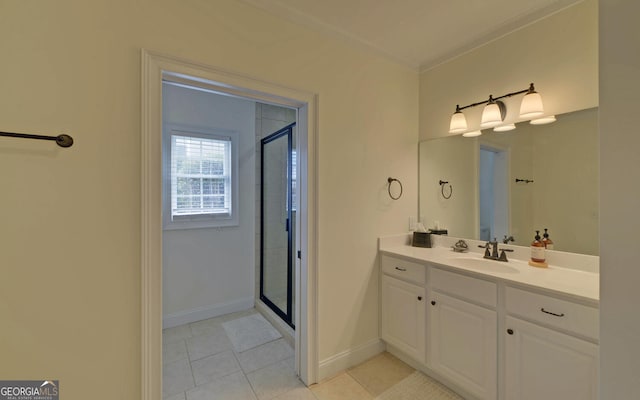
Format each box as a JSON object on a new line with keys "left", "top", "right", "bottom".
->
{"left": 506, "top": 286, "right": 599, "bottom": 340}
{"left": 430, "top": 267, "right": 497, "bottom": 308}
{"left": 381, "top": 255, "right": 426, "bottom": 285}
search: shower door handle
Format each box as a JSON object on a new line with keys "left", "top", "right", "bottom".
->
{"left": 286, "top": 218, "right": 289, "bottom": 232}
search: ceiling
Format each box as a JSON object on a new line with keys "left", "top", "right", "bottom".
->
{"left": 239, "top": 0, "right": 583, "bottom": 70}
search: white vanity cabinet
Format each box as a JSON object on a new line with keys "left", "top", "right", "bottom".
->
{"left": 379, "top": 248, "right": 599, "bottom": 400}
{"left": 380, "top": 255, "right": 426, "bottom": 364}
{"left": 428, "top": 267, "right": 498, "bottom": 400}
{"left": 504, "top": 287, "right": 599, "bottom": 400}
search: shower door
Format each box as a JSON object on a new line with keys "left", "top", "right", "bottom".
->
{"left": 260, "top": 123, "right": 295, "bottom": 328}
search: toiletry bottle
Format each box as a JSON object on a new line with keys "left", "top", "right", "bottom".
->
{"left": 542, "top": 228, "right": 554, "bottom": 250}
{"left": 530, "top": 230, "right": 546, "bottom": 263}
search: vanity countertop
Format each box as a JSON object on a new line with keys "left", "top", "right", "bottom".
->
{"left": 379, "top": 235, "right": 599, "bottom": 305}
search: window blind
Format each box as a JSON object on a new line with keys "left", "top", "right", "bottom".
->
{"left": 170, "top": 134, "right": 232, "bottom": 218}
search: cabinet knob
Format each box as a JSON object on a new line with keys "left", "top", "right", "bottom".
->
{"left": 431, "top": 300, "right": 436, "bottom": 306}
{"left": 417, "top": 296, "right": 422, "bottom": 301}
{"left": 507, "top": 329, "right": 514, "bottom": 335}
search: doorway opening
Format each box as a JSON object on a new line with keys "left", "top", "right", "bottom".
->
{"left": 141, "top": 50, "right": 318, "bottom": 400}
{"left": 479, "top": 146, "right": 509, "bottom": 242}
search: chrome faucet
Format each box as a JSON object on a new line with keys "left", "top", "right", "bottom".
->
{"left": 478, "top": 238, "right": 513, "bottom": 262}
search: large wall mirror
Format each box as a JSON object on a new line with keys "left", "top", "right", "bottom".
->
{"left": 419, "top": 107, "right": 598, "bottom": 255}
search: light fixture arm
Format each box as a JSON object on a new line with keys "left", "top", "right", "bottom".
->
{"left": 455, "top": 83, "right": 535, "bottom": 112}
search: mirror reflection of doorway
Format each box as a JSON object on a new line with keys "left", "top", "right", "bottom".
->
{"left": 479, "top": 146, "right": 509, "bottom": 242}
{"left": 260, "top": 123, "right": 296, "bottom": 328}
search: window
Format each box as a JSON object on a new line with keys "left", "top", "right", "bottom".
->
{"left": 163, "top": 126, "right": 238, "bottom": 229}
{"left": 171, "top": 134, "right": 230, "bottom": 216}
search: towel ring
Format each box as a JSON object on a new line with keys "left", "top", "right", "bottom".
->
{"left": 439, "top": 180, "right": 452, "bottom": 199}
{"left": 387, "top": 177, "right": 403, "bottom": 200}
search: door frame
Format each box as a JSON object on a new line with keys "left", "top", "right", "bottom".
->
{"left": 140, "top": 50, "right": 319, "bottom": 400}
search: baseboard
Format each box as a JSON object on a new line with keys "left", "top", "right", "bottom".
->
{"left": 318, "top": 337, "right": 386, "bottom": 381}
{"left": 162, "top": 297, "right": 254, "bottom": 329}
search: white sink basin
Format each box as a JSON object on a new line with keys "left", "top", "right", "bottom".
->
{"left": 452, "top": 256, "right": 520, "bottom": 274}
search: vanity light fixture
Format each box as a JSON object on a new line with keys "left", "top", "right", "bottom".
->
{"left": 448, "top": 83, "right": 548, "bottom": 135}
{"left": 449, "top": 105, "right": 468, "bottom": 133}
{"left": 480, "top": 96, "right": 507, "bottom": 128}
{"left": 519, "top": 84, "right": 545, "bottom": 118}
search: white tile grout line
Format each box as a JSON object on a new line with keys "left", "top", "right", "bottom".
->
{"left": 187, "top": 354, "right": 196, "bottom": 397}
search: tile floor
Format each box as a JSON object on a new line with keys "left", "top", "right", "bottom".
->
{"left": 311, "top": 352, "right": 416, "bottom": 400}
{"left": 163, "top": 308, "right": 459, "bottom": 400}
{"left": 163, "top": 308, "right": 300, "bottom": 400}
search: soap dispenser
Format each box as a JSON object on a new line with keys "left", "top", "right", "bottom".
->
{"left": 529, "top": 230, "right": 548, "bottom": 268}
{"left": 542, "top": 228, "right": 554, "bottom": 250}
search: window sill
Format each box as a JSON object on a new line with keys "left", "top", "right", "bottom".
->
{"left": 163, "top": 216, "right": 239, "bottom": 231}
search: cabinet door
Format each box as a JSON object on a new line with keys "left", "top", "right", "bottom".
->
{"left": 429, "top": 291, "right": 497, "bottom": 400}
{"left": 381, "top": 275, "right": 426, "bottom": 364}
{"left": 505, "top": 316, "right": 598, "bottom": 400}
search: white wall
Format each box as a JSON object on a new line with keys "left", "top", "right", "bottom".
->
{"left": 420, "top": 0, "right": 598, "bottom": 141}
{"left": 0, "top": 0, "right": 417, "bottom": 395}
{"left": 162, "top": 83, "right": 256, "bottom": 326}
{"left": 599, "top": 0, "right": 640, "bottom": 398}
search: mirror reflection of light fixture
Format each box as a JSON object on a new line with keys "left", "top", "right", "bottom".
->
{"left": 494, "top": 123, "right": 516, "bottom": 132}
{"left": 449, "top": 105, "right": 468, "bottom": 133}
{"left": 448, "top": 83, "right": 551, "bottom": 136}
{"left": 530, "top": 115, "right": 557, "bottom": 125}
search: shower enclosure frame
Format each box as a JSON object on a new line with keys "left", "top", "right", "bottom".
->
{"left": 260, "top": 122, "right": 296, "bottom": 329}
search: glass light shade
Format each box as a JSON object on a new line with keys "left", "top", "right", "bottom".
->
{"left": 520, "top": 91, "right": 544, "bottom": 118}
{"left": 530, "top": 115, "right": 556, "bottom": 125}
{"left": 449, "top": 111, "right": 468, "bottom": 133}
{"left": 494, "top": 124, "right": 516, "bottom": 132}
{"left": 462, "top": 130, "right": 482, "bottom": 137}
{"left": 480, "top": 102, "right": 503, "bottom": 128}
